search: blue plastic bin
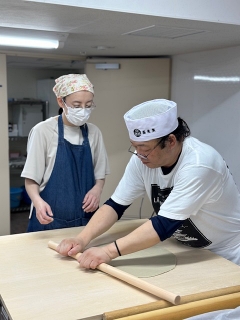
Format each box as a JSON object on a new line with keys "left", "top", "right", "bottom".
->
{"left": 10, "top": 187, "right": 23, "bottom": 208}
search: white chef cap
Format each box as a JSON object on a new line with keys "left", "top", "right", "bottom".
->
{"left": 124, "top": 99, "right": 178, "bottom": 141}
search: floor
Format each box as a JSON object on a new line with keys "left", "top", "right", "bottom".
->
{"left": 11, "top": 211, "right": 29, "bottom": 234}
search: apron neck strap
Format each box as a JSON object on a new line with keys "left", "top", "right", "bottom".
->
{"left": 58, "top": 116, "right": 89, "bottom": 142}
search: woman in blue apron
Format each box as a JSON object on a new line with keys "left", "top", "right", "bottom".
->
{"left": 21, "top": 74, "right": 110, "bottom": 232}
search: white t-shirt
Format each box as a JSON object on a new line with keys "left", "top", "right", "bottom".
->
{"left": 21, "top": 117, "right": 110, "bottom": 192}
{"left": 112, "top": 137, "right": 240, "bottom": 264}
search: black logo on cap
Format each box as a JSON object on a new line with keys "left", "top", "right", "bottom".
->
{"left": 133, "top": 129, "right": 141, "bottom": 137}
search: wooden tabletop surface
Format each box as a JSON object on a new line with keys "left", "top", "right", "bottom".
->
{"left": 0, "top": 219, "right": 239, "bottom": 320}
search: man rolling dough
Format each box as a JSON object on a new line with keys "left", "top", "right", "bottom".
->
{"left": 57, "top": 99, "right": 240, "bottom": 267}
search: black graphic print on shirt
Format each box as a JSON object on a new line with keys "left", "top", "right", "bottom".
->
{"left": 151, "top": 184, "right": 212, "bottom": 248}
{"left": 151, "top": 184, "right": 173, "bottom": 214}
{"left": 173, "top": 219, "right": 212, "bottom": 248}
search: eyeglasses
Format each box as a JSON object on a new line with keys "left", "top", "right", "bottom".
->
{"left": 63, "top": 99, "right": 96, "bottom": 111}
{"left": 128, "top": 139, "right": 162, "bottom": 160}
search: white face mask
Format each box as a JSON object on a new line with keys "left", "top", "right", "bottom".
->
{"left": 63, "top": 103, "right": 92, "bottom": 126}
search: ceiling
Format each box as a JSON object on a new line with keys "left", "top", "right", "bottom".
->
{"left": 2, "top": 0, "right": 240, "bottom": 69}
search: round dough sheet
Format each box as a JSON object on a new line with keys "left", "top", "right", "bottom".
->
{"left": 109, "top": 243, "right": 176, "bottom": 278}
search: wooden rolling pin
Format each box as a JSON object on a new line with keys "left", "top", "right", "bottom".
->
{"left": 103, "top": 285, "right": 240, "bottom": 320}
{"left": 108, "top": 292, "right": 240, "bottom": 320}
{"left": 48, "top": 240, "right": 181, "bottom": 305}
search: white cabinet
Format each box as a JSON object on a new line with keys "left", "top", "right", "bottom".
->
{"left": 37, "top": 79, "right": 59, "bottom": 118}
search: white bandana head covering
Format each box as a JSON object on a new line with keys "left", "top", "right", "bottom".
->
{"left": 124, "top": 99, "right": 178, "bottom": 141}
{"left": 53, "top": 74, "right": 94, "bottom": 98}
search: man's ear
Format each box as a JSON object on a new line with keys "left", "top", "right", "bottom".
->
{"left": 168, "top": 134, "right": 177, "bottom": 147}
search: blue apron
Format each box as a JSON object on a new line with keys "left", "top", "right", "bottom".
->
{"left": 27, "top": 115, "right": 96, "bottom": 232}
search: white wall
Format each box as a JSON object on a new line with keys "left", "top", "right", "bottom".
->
{"left": 171, "top": 45, "right": 240, "bottom": 188}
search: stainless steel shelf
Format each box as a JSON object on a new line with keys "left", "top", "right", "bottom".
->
{"left": 11, "top": 204, "right": 30, "bottom": 213}
{"left": 9, "top": 136, "right": 27, "bottom": 141}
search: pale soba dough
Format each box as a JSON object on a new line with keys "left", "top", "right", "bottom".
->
{"left": 109, "top": 243, "right": 176, "bottom": 278}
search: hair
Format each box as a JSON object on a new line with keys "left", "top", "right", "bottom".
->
{"left": 158, "top": 117, "right": 191, "bottom": 149}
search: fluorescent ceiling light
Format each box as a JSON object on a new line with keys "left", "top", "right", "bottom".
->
{"left": 0, "top": 36, "right": 59, "bottom": 49}
{"left": 194, "top": 75, "right": 240, "bottom": 82}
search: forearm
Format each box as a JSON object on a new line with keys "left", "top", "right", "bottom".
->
{"left": 76, "top": 204, "right": 118, "bottom": 247}
{"left": 106, "top": 220, "right": 160, "bottom": 259}
{"left": 95, "top": 178, "right": 105, "bottom": 191}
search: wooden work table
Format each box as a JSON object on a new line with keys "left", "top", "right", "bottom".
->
{"left": 0, "top": 219, "right": 239, "bottom": 320}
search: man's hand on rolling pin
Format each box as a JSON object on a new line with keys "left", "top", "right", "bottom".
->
{"left": 77, "top": 244, "right": 118, "bottom": 269}
{"left": 34, "top": 198, "right": 53, "bottom": 224}
{"left": 57, "top": 237, "right": 85, "bottom": 256}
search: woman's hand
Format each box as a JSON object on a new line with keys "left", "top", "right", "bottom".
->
{"left": 34, "top": 198, "right": 53, "bottom": 224}
{"left": 25, "top": 178, "right": 53, "bottom": 224}
{"left": 82, "top": 188, "right": 100, "bottom": 212}
{"left": 82, "top": 179, "right": 105, "bottom": 212}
